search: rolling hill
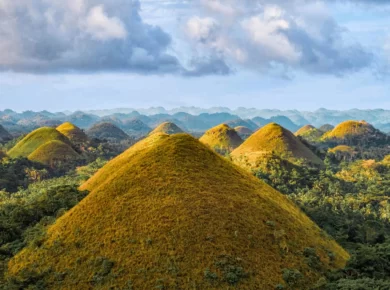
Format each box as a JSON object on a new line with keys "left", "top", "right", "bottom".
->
{"left": 7, "top": 133, "right": 348, "bottom": 289}
{"left": 28, "top": 140, "right": 80, "bottom": 167}
{"left": 231, "top": 123, "right": 324, "bottom": 168}
{"left": 86, "top": 123, "right": 129, "bottom": 142}
{"left": 234, "top": 126, "right": 253, "bottom": 140}
{"left": 7, "top": 127, "right": 71, "bottom": 158}
{"left": 295, "top": 125, "right": 324, "bottom": 142}
{"left": 57, "top": 122, "right": 89, "bottom": 144}
{"left": 199, "top": 124, "right": 243, "bottom": 154}
{"left": 0, "top": 125, "right": 12, "bottom": 143}
{"left": 149, "top": 122, "right": 184, "bottom": 135}
{"left": 322, "top": 120, "right": 389, "bottom": 146}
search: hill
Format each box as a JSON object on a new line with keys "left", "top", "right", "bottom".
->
{"left": 231, "top": 123, "right": 324, "bottom": 168}
{"left": 234, "top": 126, "right": 253, "bottom": 140}
{"left": 121, "top": 118, "right": 151, "bottom": 138}
{"left": 7, "top": 127, "right": 71, "bottom": 158}
{"left": 57, "top": 122, "right": 89, "bottom": 144}
{"left": 7, "top": 133, "right": 348, "bottom": 289}
{"left": 226, "top": 119, "right": 258, "bottom": 131}
{"left": 295, "top": 125, "right": 324, "bottom": 142}
{"left": 319, "top": 124, "right": 334, "bottom": 132}
{"left": 199, "top": 124, "right": 243, "bottom": 154}
{"left": 149, "top": 121, "right": 184, "bottom": 135}
{"left": 0, "top": 125, "right": 12, "bottom": 143}
{"left": 322, "top": 120, "right": 389, "bottom": 146}
{"left": 86, "top": 123, "right": 129, "bottom": 142}
{"left": 28, "top": 140, "right": 80, "bottom": 167}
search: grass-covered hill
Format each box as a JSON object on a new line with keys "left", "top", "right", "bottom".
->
{"left": 0, "top": 124, "right": 12, "bottom": 143}
{"left": 226, "top": 119, "right": 259, "bottom": 131}
{"left": 86, "top": 122, "right": 129, "bottom": 142}
{"left": 7, "top": 134, "right": 348, "bottom": 289}
{"left": 322, "top": 120, "right": 389, "bottom": 146}
{"left": 121, "top": 118, "right": 151, "bottom": 138}
{"left": 149, "top": 121, "right": 184, "bottom": 135}
{"left": 199, "top": 124, "right": 243, "bottom": 154}
{"left": 28, "top": 140, "right": 80, "bottom": 167}
{"left": 57, "top": 122, "right": 89, "bottom": 144}
{"left": 231, "top": 123, "right": 324, "bottom": 168}
{"left": 295, "top": 125, "right": 324, "bottom": 143}
{"left": 7, "top": 127, "right": 71, "bottom": 158}
{"left": 319, "top": 124, "right": 334, "bottom": 133}
{"left": 234, "top": 126, "right": 253, "bottom": 140}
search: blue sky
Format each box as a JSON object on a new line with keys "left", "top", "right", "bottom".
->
{"left": 0, "top": 0, "right": 389, "bottom": 112}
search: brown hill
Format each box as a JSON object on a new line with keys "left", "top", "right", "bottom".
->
{"left": 56, "top": 122, "right": 89, "bottom": 143}
{"left": 86, "top": 122, "right": 129, "bottom": 142}
{"left": 234, "top": 126, "right": 253, "bottom": 140}
{"left": 149, "top": 122, "right": 184, "bottom": 135}
{"left": 199, "top": 124, "right": 243, "bottom": 154}
{"left": 295, "top": 125, "right": 324, "bottom": 142}
{"left": 232, "top": 123, "right": 324, "bottom": 168}
{"left": 7, "top": 134, "right": 348, "bottom": 289}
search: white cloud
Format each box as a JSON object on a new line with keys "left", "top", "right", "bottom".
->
{"left": 185, "top": 16, "right": 218, "bottom": 42}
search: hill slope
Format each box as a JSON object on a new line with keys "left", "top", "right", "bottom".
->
{"left": 295, "top": 125, "right": 324, "bottom": 142}
{"left": 322, "top": 120, "right": 388, "bottom": 146}
{"left": 86, "top": 122, "right": 129, "bottom": 142}
{"left": 56, "top": 122, "right": 89, "bottom": 143}
{"left": 232, "top": 123, "right": 324, "bottom": 167}
{"left": 234, "top": 126, "right": 253, "bottom": 140}
{"left": 8, "top": 134, "right": 348, "bottom": 289}
{"left": 7, "top": 127, "right": 71, "bottom": 158}
{"left": 199, "top": 124, "right": 243, "bottom": 154}
{"left": 0, "top": 125, "right": 12, "bottom": 143}
{"left": 149, "top": 121, "right": 184, "bottom": 135}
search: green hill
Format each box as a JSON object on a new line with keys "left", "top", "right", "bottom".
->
{"left": 295, "top": 125, "right": 324, "bottom": 142}
{"left": 234, "top": 126, "right": 253, "bottom": 140}
{"left": 199, "top": 124, "right": 243, "bottom": 154}
{"left": 86, "top": 123, "right": 129, "bottom": 142}
{"left": 28, "top": 140, "right": 80, "bottom": 167}
{"left": 149, "top": 122, "right": 184, "bottom": 135}
{"left": 7, "top": 134, "right": 347, "bottom": 289}
{"left": 57, "top": 122, "right": 89, "bottom": 143}
{"left": 232, "top": 123, "right": 324, "bottom": 168}
{"left": 7, "top": 127, "right": 71, "bottom": 158}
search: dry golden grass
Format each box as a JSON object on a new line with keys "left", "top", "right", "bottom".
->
{"left": 149, "top": 122, "right": 184, "bottom": 135}
{"left": 7, "top": 127, "right": 71, "bottom": 158}
{"left": 328, "top": 145, "right": 355, "bottom": 154}
{"left": 232, "top": 123, "right": 324, "bottom": 168}
{"left": 200, "top": 124, "right": 243, "bottom": 153}
{"left": 28, "top": 140, "right": 80, "bottom": 166}
{"left": 57, "top": 122, "right": 89, "bottom": 143}
{"left": 322, "top": 120, "right": 375, "bottom": 140}
{"left": 7, "top": 134, "right": 348, "bottom": 289}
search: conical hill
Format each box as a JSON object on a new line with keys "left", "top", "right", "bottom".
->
{"left": 295, "top": 125, "right": 324, "bottom": 142}
{"left": 149, "top": 121, "right": 184, "bottom": 135}
{"left": 199, "top": 124, "right": 243, "bottom": 154}
{"left": 86, "top": 122, "right": 129, "bottom": 142}
{"left": 231, "top": 123, "right": 324, "bottom": 167}
{"left": 57, "top": 122, "right": 89, "bottom": 143}
{"left": 8, "top": 134, "right": 348, "bottom": 289}
{"left": 234, "top": 126, "right": 253, "bottom": 140}
{"left": 7, "top": 127, "right": 71, "bottom": 158}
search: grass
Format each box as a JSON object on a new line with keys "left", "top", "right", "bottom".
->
{"left": 149, "top": 122, "right": 184, "bottom": 135}
{"left": 7, "top": 127, "right": 71, "bottom": 158}
{"left": 7, "top": 133, "right": 348, "bottom": 289}
{"left": 231, "top": 123, "right": 324, "bottom": 168}
{"left": 28, "top": 140, "right": 80, "bottom": 166}
{"left": 322, "top": 120, "right": 377, "bottom": 140}
{"left": 86, "top": 122, "right": 129, "bottom": 141}
{"left": 199, "top": 124, "right": 243, "bottom": 154}
{"left": 295, "top": 125, "right": 324, "bottom": 142}
{"left": 328, "top": 145, "right": 355, "bottom": 154}
{"left": 57, "top": 122, "right": 89, "bottom": 143}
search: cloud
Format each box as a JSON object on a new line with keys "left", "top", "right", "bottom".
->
{"left": 183, "top": 0, "right": 373, "bottom": 75}
{"left": 0, "top": 0, "right": 182, "bottom": 74}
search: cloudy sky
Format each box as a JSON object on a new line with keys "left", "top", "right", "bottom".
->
{"left": 0, "top": 0, "right": 389, "bottom": 111}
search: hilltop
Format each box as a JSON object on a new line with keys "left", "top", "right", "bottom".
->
{"left": 199, "top": 124, "right": 243, "bottom": 154}
{"left": 86, "top": 122, "right": 129, "bottom": 142}
{"left": 149, "top": 121, "right": 184, "bottom": 135}
{"left": 319, "top": 124, "right": 334, "bottom": 132}
{"left": 231, "top": 123, "right": 324, "bottom": 168}
{"left": 0, "top": 125, "right": 12, "bottom": 143}
{"left": 322, "top": 120, "right": 389, "bottom": 146}
{"left": 295, "top": 125, "right": 324, "bottom": 143}
{"left": 7, "top": 127, "right": 71, "bottom": 158}
{"left": 28, "top": 140, "right": 80, "bottom": 167}
{"left": 7, "top": 134, "right": 348, "bottom": 289}
{"left": 57, "top": 122, "right": 89, "bottom": 144}
{"left": 234, "top": 126, "right": 253, "bottom": 140}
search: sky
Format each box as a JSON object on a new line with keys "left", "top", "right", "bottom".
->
{"left": 0, "top": 0, "right": 390, "bottom": 112}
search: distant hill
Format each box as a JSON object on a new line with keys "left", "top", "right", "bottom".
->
{"left": 86, "top": 123, "right": 129, "bottom": 142}
{"left": 232, "top": 123, "right": 324, "bottom": 168}
{"left": 149, "top": 122, "right": 184, "bottom": 135}
{"left": 66, "top": 111, "right": 100, "bottom": 129}
{"left": 295, "top": 125, "right": 324, "bottom": 143}
{"left": 322, "top": 120, "right": 389, "bottom": 146}
{"left": 0, "top": 125, "right": 12, "bottom": 143}
{"left": 319, "top": 124, "right": 334, "bottom": 132}
{"left": 7, "top": 127, "right": 71, "bottom": 158}
{"left": 28, "top": 140, "right": 80, "bottom": 167}
{"left": 252, "top": 116, "right": 299, "bottom": 132}
{"left": 57, "top": 122, "right": 89, "bottom": 144}
{"left": 199, "top": 124, "right": 243, "bottom": 154}
{"left": 121, "top": 118, "right": 151, "bottom": 138}
{"left": 234, "top": 126, "right": 253, "bottom": 140}
{"left": 226, "top": 119, "right": 258, "bottom": 131}
{"left": 7, "top": 133, "right": 348, "bottom": 289}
